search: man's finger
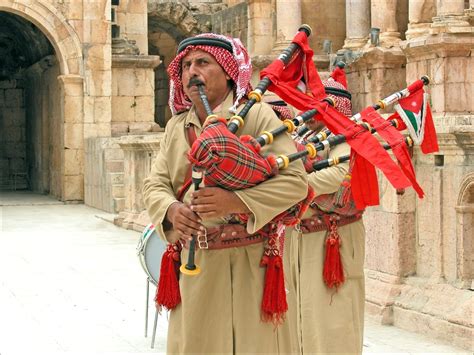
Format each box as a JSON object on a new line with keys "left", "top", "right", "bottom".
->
{"left": 191, "top": 203, "right": 215, "bottom": 213}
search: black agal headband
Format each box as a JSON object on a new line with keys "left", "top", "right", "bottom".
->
{"left": 177, "top": 37, "right": 233, "bottom": 54}
{"left": 324, "top": 87, "right": 352, "bottom": 100}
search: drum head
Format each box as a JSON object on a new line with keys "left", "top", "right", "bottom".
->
{"left": 138, "top": 224, "right": 166, "bottom": 285}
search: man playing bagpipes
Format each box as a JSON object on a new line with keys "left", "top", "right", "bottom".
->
{"left": 142, "top": 33, "right": 308, "bottom": 354}
{"left": 284, "top": 68, "right": 367, "bottom": 354}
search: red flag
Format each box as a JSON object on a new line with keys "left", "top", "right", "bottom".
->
{"left": 393, "top": 86, "right": 439, "bottom": 154}
{"left": 360, "top": 107, "right": 424, "bottom": 198}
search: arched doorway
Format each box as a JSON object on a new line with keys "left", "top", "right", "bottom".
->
{"left": 0, "top": 11, "right": 57, "bottom": 194}
{"left": 0, "top": 2, "right": 83, "bottom": 201}
{"left": 148, "top": 1, "right": 207, "bottom": 127}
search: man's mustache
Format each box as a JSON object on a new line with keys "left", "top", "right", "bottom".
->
{"left": 188, "top": 77, "right": 204, "bottom": 88}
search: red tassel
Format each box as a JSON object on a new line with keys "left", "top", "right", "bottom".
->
{"left": 260, "top": 254, "right": 288, "bottom": 324}
{"left": 155, "top": 243, "right": 181, "bottom": 311}
{"left": 322, "top": 219, "right": 345, "bottom": 289}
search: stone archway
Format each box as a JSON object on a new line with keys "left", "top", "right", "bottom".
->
{"left": 0, "top": 1, "right": 84, "bottom": 201}
{"left": 455, "top": 172, "right": 474, "bottom": 288}
{"left": 148, "top": 1, "right": 208, "bottom": 126}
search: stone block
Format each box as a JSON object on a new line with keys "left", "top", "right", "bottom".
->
{"left": 66, "top": 57, "right": 82, "bottom": 76}
{"left": 134, "top": 96, "right": 155, "bottom": 122}
{"left": 129, "top": 122, "right": 152, "bottom": 133}
{"left": 416, "top": 165, "right": 442, "bottom": 278}
{"left": 83, "top": 96, "right": 95, "bottom": 123}
{"left": 112, "top": 96, "right": 135, "bottom": 122}
{"left": 84, "top": 122, "right": 111, "bottom": 138}
{"left": 106, "top": 160, "right": 124, "bottom": 173}
{"left": 109, "top": 172, "right": 124, "bottom": 185}
{"left": 114, "top": 197, "right": 126, "bottom": 213}
{"left": 111, "top": 184, "right": 125, "bottom": 199}
{"left": 104, "top": 147, "right": 124, "bottom": 161}
{"left": 365, "top": 211, "right": 417, "bottom": 276}
{"left": 64, "top": 123, "right": 84, "bottom": 149}
{"left": 114, "top": 68, "right": 138, "bottom": 96}
{"left": 94, "top": 96, "right": 112, "bottom": 123}
{"left": 125, "top": 13, "right": 147, "bottom": 35}
{"left": 111, "top": 123, "right": 129, "bottom": 136}
{"left": 429, "top": 83, "right": 446, "bottom": 114}
{"left": 4, "top": 89, "right": 23, "bottom": 108}
{"left": 86, "top": 44, "right": 111, "bottom": 71}
{"left": 445, "top": 57, "right": 468, "bottom": 83}
{"left": 87, "top": 70, "right": 112, "bottom": 97}
{"left": 63, "top": 174, "right": 84, "bottom": 201}
{"left": 90, "top": 20, "right": 111, "bottom": 45}
{"left": 446, "top": 82, "right": 471, "bottom": 113}
{"left": 64, "top": 96, "right": 84, "bottom": 123}
{"left": 64, "top": 148, "right": 84, "bottom": 175}
{"left": 4, "top": 126, "right": 23, "bottom": 143}
{"left": 133, "top": 69, "right": 154, "bottom": 97}
{"left": 67, "top": 1, "right": 83, "bottom": 20}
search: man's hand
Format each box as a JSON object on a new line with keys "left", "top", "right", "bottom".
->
{"left": 191, "top": 187, "right": 251, "bottom": 219}
{"left": 166, "top": 202, "right": 203, "bottom": 239}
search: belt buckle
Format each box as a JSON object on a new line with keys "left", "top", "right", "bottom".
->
{"left": 294, "top": 223, "right": 302, "bottom": 233}
{"left": 197, "top": 227, "right": 209, "bottom": 249}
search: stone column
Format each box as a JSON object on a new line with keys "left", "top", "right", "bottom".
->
{"left": 406, "top": 0, "right": 436, "bottom": 39}
{"left": 272, "top": 0, "right": 302, "bottom": 53}
{"left": 371, "top": 0, "right": 401, "bottom": 47}
{"left": 432, "top": 0, "right": 470, "bottom": 27}
{"left": 247, "top": 0, "right": 273, "bottom": 55}
{"left": 343, "top": 0, "right": 370, "bottom": 50}
{"left": 58, "top": 74, "right": 85, "bottom": 202}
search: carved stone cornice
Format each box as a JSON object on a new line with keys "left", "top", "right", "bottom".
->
{"left": 112, "top": 55, "right": 161, "bottom": 69}
{"left": 117, "top": 133, "right": 164, "bottom": 151}
{"left": 401, "top": 33, "right": 473, "bottom": 61}
{"left": 348, "top": 47, "right": 406, "bottom": 71}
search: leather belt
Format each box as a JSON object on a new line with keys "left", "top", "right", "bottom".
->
{"left": 196, "top": 223, "right": 266, "bottom": 250}
{"left": 298, "top": 213, "right": 362, "bottom": 234}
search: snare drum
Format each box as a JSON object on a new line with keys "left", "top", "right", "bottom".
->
{"left": 137, "top": 223, "right": 166, "bottom": 285}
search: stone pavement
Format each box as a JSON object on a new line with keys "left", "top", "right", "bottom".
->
{"left": 0, "top": 192, "right": 469, "bottom": 355}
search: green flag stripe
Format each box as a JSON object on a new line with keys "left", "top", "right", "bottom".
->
{"left": 403, "top": 109, "right": 419, "bottom": 133}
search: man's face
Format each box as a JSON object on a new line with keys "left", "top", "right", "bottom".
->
{"left": 181, "top": 49, "right": 232, "bottom": 109}
{"left": 305, "top": 118, "right": 325, "bottom": 133}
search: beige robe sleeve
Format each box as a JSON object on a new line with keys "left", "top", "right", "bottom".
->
{"left": 307, "top": 141, "right": 350, "bottom": 197}
{"left": 142, "top": 121, "right": 180, "bottom": 242}
{"left": 234, "top": 103, "right": 308, "bottom": 233}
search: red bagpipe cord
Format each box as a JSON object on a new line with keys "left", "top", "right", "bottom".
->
{"left": 155, "top": 239, "right": 182, "bottom": 311}
{"left": 322, "top": 215, "right": 345, "bottom": 289}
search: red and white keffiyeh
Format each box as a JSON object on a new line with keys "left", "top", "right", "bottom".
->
{"left": 167, "top": 33, "right": 252, "bottom": 115}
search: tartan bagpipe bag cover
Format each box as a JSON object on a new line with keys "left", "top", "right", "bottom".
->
{"left": 188, "top": 118, "right": 279, "bottom": 190}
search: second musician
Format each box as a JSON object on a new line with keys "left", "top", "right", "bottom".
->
{"left": 286, "top": 70, "right": 366, "bottom": 354}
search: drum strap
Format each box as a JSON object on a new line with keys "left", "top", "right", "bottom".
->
{"left": 177, "top": 123, "right": 198, "bottom": 202}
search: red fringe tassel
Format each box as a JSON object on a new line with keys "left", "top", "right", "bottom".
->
{"left": 155, "top": 243, "right": 181, "bottom": 311}
{"left": 322, "top": 219, "right": 345, "bottom": 289}
{"left": 260, "top": 254, "right": 288, "bottom": 324}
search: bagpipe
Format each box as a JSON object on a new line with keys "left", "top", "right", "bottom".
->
{"left": 156, "top": 24, "right": 439, "bottom": 322}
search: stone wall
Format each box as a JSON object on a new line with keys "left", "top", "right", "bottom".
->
{"left": 0, "top": 80, "right": 26, "bottom": 190}
{"left": 211, "top": 2, "right": 248, "bottom": 46}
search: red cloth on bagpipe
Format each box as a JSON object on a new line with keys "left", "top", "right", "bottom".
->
{"left": 261, "top": 34, "right": 414, "bottom": 210}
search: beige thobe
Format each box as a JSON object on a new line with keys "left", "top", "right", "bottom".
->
{"left": 286, "top": 141, "right": 366, "bottom": 354}
{"left": 143, "top": 93, "right": 307, "bottom": 354}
